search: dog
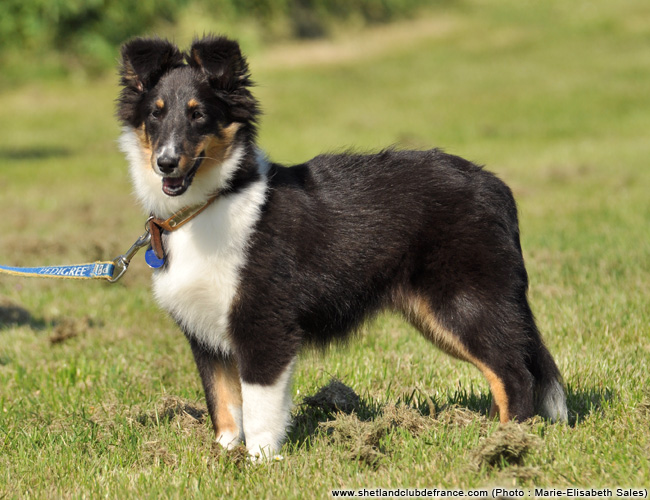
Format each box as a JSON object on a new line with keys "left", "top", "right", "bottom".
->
{"left": 117, "top": 35, "right": 568, "bottom": 458}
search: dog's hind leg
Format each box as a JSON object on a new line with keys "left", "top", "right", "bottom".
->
{"left": 188, "top": 338, "right": 244, "bottom": 449}
{"left": 397, "top": 292, "right": 540, "bottom": 422}
{"left": 528, "top": 336, "right": 568, "bottom": 422}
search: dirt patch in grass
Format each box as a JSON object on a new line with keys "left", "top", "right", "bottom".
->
{"left": 49, "top": 317, "right": 93, "bottom": 344}
{"left": 436, "top": 404, "right": 491, "bottom": 430}
{"left": 321, "top": 402, "right": 436, "bottom": 468}
{"left": 88, "top": 394, "right": 210, "bottom": 443}
{"left": 322, "top": 412, "right": 386, "bottom": 467}
{"left": 136, "top": 395, "right": 208, "bottom": 429}
{"left": 211, "top": 441, "right": 251, "bottom": 470}
{"left": 470, "top": 422, "right": 542, "bottom": 469}
{"left": 300, "top": 380, "right": 543, "bottom": 471}
{"left": 301, "top": 379, "right": 438, "bottom": 467}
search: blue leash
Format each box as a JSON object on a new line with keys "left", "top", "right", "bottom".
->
{"left": 0, "top": 230, "right": 158, "bottom": 283}
{"left": 0, "top": 200, "right": 214, "bottom": 283}
{"left": 0, "top": 262, "right": 116, "bottom": 280}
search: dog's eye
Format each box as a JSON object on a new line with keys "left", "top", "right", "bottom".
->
{"left": 150, "top": 109, "right": 162, "bottom": 119}
{"left": 191, "top": 110, "right": 204, "bottom": 121}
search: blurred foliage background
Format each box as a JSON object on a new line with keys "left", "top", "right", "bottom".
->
{"left": 0, "top": 0, "right": 440, "bottom": 83}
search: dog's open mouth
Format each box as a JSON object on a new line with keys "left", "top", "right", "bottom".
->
{"left": 161, "top": 154, "right": 204, "bottom": 197}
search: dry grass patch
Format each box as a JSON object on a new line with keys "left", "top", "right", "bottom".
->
{"left": 320, "top": 403, "right": 436, "bottom": 468}
{"left": 470, "top": 422, "right": 542, "bottom": 469}
{"left": 49, "top": 316, "right": 93, "bottom": 344}
{"left": 135, "top": 395, "right": 208, "bottom": 429}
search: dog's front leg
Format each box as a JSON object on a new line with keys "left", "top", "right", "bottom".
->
{"left": 188, "top": 338, "right": 244, "bottom": 449}
{"left": 240, "top": 359, "right": 296, "bottom": 460}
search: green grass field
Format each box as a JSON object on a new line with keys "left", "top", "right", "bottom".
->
{"left": 1, "top": 0, "right": 649, "bottom": 497}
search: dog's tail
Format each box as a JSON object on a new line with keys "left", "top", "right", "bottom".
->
{"left": 529, "top": 341, "right": 568, "bottom": 422}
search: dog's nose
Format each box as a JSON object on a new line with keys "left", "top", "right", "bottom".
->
{"left": 157, "top": 153, "right": 180, "bottom": 174}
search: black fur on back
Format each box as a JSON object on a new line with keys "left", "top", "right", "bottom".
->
{"left": 232, "top": 149, "right": 532, "bottom": 382}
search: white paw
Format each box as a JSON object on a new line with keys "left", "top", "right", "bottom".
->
{"left": 216, "top": 430, "right": 243, "bottom": 450}
{"left": 246, "top": 436, "right": 278, "bottom": 462}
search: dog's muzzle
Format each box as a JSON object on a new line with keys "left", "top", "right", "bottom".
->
{"left": 159, "top": 153, "right": 204, "bottom": 197}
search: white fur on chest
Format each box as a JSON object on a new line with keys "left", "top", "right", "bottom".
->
{"left": 152, "top": 179, "right": 267, "bottom": 354}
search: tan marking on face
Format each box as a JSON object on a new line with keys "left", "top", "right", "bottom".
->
{"left": 187, "top": 98, "right": 199, "bottom": 109}
{"left": 395, "top": 291, "right": 510, "bottom": 422}
{"left": 155, "top": 98, "right": 165, "bottom": 109}
{"left": 165, "top": 122, "right": 241, "bottom": 175}
{"left": 191, "top": 122, "right": 242, "bottom": 179}
{"left": 135, "top": 124, "right": 154, "bottom": 167}
{"left": 214, "top": 358, "right": 242, "bottom": 436}
{"left": 135, "top": 124, "right": 162, "bottom": 173}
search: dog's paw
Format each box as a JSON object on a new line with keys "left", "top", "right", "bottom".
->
{"left": 245, "top": 438, "right": 281, "bottom": 462}
{"left": 216, "top": 430, "right": 243, "bottom": 450}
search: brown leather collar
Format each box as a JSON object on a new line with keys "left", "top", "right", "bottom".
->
{"left": 147, "top": 195, "right": 218, "bottom": 259}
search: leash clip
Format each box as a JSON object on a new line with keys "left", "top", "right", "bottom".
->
{"left": 108, "top": 230, "right": 152, "bottom": 283}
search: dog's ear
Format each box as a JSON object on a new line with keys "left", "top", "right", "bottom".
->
{"left": 187, "top": 36, "right": 252, "bottom": 92}
{"left": 187, "top": 35, "right": 259, "bottom": 123}
{"left": 117, "top": 38, "right": 184, "bottom": 125}
{"left": 119, "top": 37, "right": 184, "bottom": 92}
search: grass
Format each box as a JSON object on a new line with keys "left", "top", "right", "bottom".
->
{"left": 1, "top": 0, "right": 649, "bottom": 497}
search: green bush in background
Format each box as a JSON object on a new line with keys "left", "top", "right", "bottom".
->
{"left": 0, "top": 0, "right": 189, "bottom": 75}
{"left": 0, "top": 0, "right": 435, "bottom": 80}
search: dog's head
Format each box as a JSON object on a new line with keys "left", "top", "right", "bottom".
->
{"left": 117, "top": 36, "right": 259, "bottom": 211}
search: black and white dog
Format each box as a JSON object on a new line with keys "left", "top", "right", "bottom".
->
{"left": 117, "top": 35, "right": 567, "bottom": 458}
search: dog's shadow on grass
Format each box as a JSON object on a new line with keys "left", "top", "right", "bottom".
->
{"left": 287, "top": 380, "right": 616, "bottom": 450}
{"left": 566, "top": 385, "right": 616, "bottom": 427}
{"left": 0, "top": 300, "right": 95, "bottom": 352}
{"left": 0, "top": 302, "right": 47, "bottom": 366}
{"left": 445, "top": 384, "right": 617, "bottom": 427}
{"left": 0, "top": 302, "right": 46, "bottom": 332}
